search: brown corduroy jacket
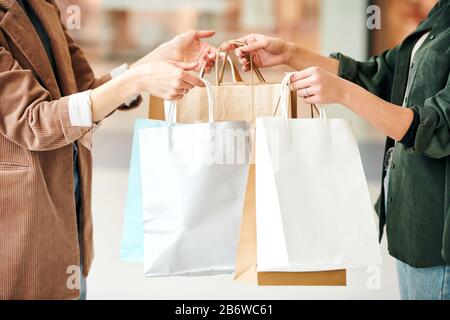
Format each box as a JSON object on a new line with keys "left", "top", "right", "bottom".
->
{"left": 0, "top": 0, "right": 138, "bottom": 299}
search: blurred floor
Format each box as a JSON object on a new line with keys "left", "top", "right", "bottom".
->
{"left": 87, "top": 58, "right": 398, "bottom": 299}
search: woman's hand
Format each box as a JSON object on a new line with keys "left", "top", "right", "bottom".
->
{"left": 90, "top": 60, "right": 204, "bottom": 122}
{"left": 291, "top": 67, "right": 349, "bottom": 105}
{"left": 133, "top": 60, "right": 205, "bottom": 100}
{"left": 223, "top": 34, "right": 293, "bottom": 71}
{"left": 165, "top": 30, "right": 217, "bottom": 72}
{"left": 291, "top": 66, "right": 414, "bottom": 142}
{"left": 226, "top": 34, "right": 339, "bottom": 74}
{"left": 134, "top": 30, "right": 217, "bottom": 73}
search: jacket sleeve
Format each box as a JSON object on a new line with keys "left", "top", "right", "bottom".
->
{"left": 330, "top": 45, "right": 400, "bottom": 102}
{"left": 406, "top": 74, "right": 450, "bottom": 159}
{"left": 0, "top": 46, "right": 90, "bottom": 151}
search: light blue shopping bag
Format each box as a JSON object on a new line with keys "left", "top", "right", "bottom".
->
{"left": 120, "top": 118, "right": 166, "bottom": 262}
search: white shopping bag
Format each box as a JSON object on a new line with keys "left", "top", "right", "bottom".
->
{"left": 139, "top": 79, "right": 250, "bottom": 276}
{"left": 255, "top": 73, "right": 382, "bottom": 272}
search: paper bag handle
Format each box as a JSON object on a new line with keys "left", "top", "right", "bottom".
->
{"left": 166, "top": 78, "right": 215, "bottom": 127}
{"left": 199, "top": 52, "right": 242, "bottom": 83}
{"left": 215, "top": 40, "right": 266, "bottom": 86}
{"left": 280, "top": 72, "right": 326, "bottom": 120}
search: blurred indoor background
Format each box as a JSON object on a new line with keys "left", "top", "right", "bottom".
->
{"left": 54, "top": 0, "right": 437, "bottom": 299}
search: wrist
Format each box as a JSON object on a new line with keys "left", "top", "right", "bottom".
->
{"left": 131, "top": 42, "right": 173, "bottom": 68}
{"left": 122, "top": 67, "right": 145, "bottom": 95}
{"left": 338, "top": 79, "right": 352, "bottom": 106}
{"left": 285, "top": 43, "right": 305, "bottom": 69}
{"left": 150, "top": 42, "right": 177, "bottom": 62}
{"left": 284, "top": 42, "right": 298, "bottom": 67}
{"left": 339, "top": 80, "right": 360, "bottom": 108}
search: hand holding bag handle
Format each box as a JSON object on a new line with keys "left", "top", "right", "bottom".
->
{"left": 279, "top": 72, "right": 326, "bottom": 120}
{"left": 199, "top": 52, "right": 243, "bottom": 83}
{"left": 215, "top": 40, "right": 266, "bottom": 86}
{"left": 166, "top": 78, "right": 215, "bottom": 127}
{"left": 279, "top": 72, "right": 329, "bottom": 140}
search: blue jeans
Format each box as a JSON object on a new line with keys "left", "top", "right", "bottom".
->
{"left": 78, "top": 266, "right": 87, "bottom": 300}
{"left": 396, "top": 259, "right": 450, "bottom": 300}
{"left": 74, "top": 144, "right": 87, "bottom": 300}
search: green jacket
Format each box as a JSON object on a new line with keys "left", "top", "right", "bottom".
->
{"left": 331, "top": 0, "right": 450, "bottom": 267}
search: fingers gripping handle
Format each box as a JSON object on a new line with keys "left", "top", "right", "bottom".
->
{"left": 166, "top": 78, "right": 215, "bottom": 127}
{"left": 216, "top": 40, "right": 266, "bottom": 85}
{"left": 279, "top": 72, "right": 327, "bottom": 120}
{"left": 199, "top": 53, "right": 241, "bottom": 82}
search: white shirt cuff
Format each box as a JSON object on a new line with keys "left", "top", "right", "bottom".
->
{"left": 68, "top": 90, "right": 93, "bottom": 127}
{"left": 109, "top": 63, "right": 139, "bottom": 107}
{"left": 109, "top": 63, "right": 129, "bottom": 78}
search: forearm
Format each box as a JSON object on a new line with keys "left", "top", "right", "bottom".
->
{"left": 131, "top": 43, "right": 169, "bottom": 68}
{"left": 340, "top": 81, "right": 414, "bottom": 141}
{"left": 286, "top": 44, "right": 339, "bottom": 75}
{"left": 90, "top": 69, "right": 140, "bottom": 122}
